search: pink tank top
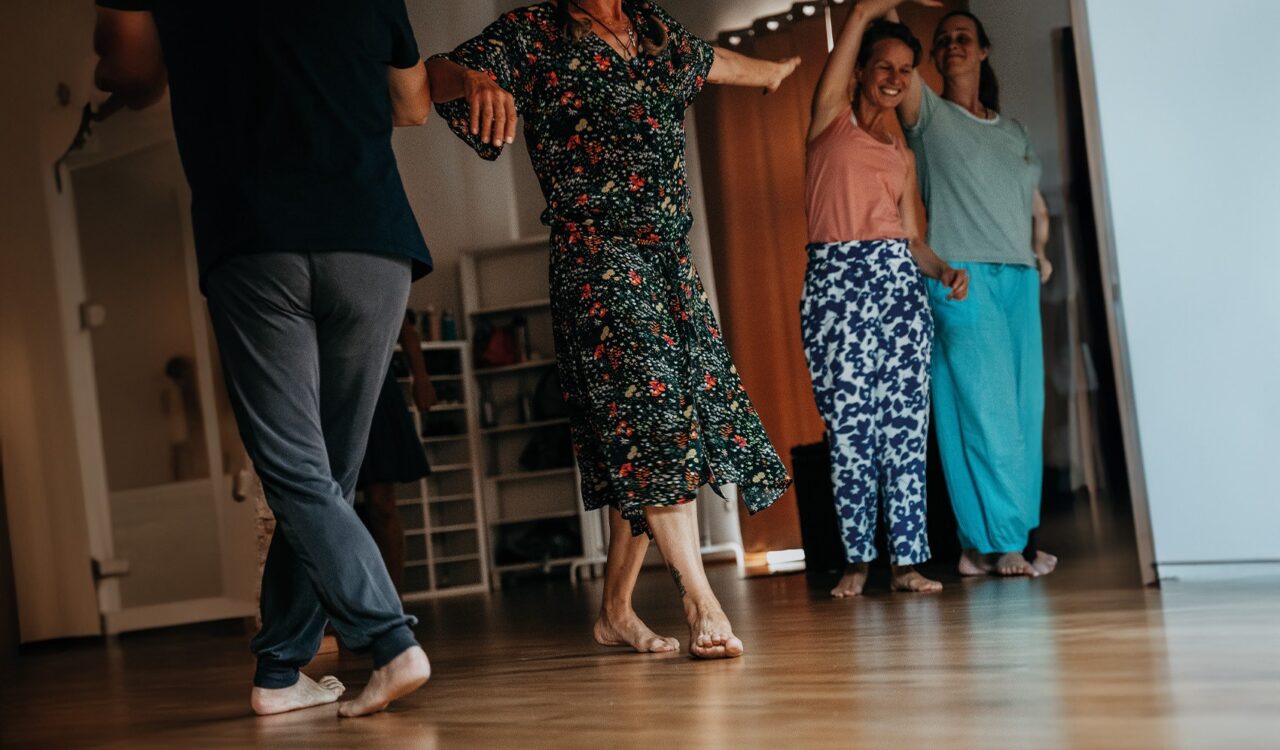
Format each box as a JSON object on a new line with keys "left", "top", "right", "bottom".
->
{"left": 805, "top": 106, "right": 911, "bottom": 244}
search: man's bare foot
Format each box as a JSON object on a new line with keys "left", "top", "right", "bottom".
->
{"left": 995, "top": 552, "right": 1039, "bottom": 577}
{"left": 958, "top": 550, "right": 992, "bottom": 577}
{"left": 250, "top": 673, "right": 346, "bottom": 716}
{"left": 1031, "top": 550, "right": 1059, "bottom": 576}
{"left": 337, "top": 646, "right": 431, "bottom": 718}
{"left": 593, "top": 609, "right": 679, "bottom": 653}
{"left": 685, "top": 601, "right": 744, "bottom": 660}
{"left": 831, "top": 563, "right": 869, "bottom": 598}
{"left": 890, "top": 565, "right": 943, "bottom": 593}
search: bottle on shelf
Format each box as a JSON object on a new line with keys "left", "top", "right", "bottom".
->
{"left": 479, "top": 382, "right": 497, "bottom": 428}
{"left": 518, "top": 385, "right": 535, "bottom": 424}
{"left": 421, "top": 305, "right": 437, "bottom": 342}
{"left": 441, "top": 309, "right": 458, "bottom": 341}
{"left": 511, "top": 315, "right": 530, "bottom": 363}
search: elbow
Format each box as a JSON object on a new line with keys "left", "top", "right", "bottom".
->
{"left": 393, "top": 99, "right": 432, "bottom": 127}
{"left": 95, "top": 57, "right": 167, "bottom": 109}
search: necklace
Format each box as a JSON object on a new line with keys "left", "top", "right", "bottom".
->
{"left": 569, "top": 0, "right": 638, "bottom": 61}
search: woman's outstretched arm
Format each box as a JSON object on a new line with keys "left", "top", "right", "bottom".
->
{"left": 707, "top": 46, "right": 800, "bottom": 93}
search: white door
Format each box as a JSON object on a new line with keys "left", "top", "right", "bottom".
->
{"left": 65, "top": 134, "right": 258, "bottom": 634}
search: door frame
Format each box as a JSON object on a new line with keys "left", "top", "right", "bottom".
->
{"left": 52, "top": 112, "right": 255, "bottom": 631}
{"left": 1068, "top": 0, "right": 1159, "bottom": 585}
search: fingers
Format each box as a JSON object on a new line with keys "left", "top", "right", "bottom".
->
{"left": 469, "top": 92, "right": 486, "bottom": 138}
{"left": 489, "top": 96, "right": 506, "bottom": 146}
{"left": 469, "top": 88, "right": 517, "bottom": 146}
{"left": 503, "top": 95, "right": 518, "bottom": 144}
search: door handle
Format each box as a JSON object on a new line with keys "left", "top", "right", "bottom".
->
{"left": 91, "top": 557, "right": 130, "bottom": 580}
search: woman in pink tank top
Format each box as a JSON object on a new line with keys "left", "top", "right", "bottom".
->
{"left": 800, "top": 0, "right": 968, "bottom": 599}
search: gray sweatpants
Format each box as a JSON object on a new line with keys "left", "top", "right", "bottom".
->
{"left": 205, "top": 251, "right": 418, "bottom": 689}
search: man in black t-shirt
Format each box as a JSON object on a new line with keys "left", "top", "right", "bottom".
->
{"left": 94, "top": 0, "right": 432, "bottom": 717}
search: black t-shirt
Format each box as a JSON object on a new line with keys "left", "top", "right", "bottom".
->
{"left": 96, "top": 0, "right": 431, "bottom": 283}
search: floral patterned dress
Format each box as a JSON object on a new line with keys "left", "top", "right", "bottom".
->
{"left": 436, "top": 1, "right": 790, "bottom": 534}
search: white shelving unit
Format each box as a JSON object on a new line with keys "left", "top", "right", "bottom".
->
{"left": 460, "top": 240, "right": 607, "bottom": 587}
{"left": 372, "top": 340, "right": 490, "bottom": 601}
{"left": 459, "top": 239, "right": 747, "bottom": 587}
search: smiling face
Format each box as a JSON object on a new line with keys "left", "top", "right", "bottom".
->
{"left": 855, "top": 38, "right": 915, "bottom": 112}
{"left": 931, "top": 15, "right": 988, "bottom": 80}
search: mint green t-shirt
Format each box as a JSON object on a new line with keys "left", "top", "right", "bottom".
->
{"left": 904, "top": 85, "right": 1042, "bottom": 267}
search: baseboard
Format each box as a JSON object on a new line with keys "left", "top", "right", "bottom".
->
{"left": 1156, "top": 560, "right": 1280, "bottom": 583}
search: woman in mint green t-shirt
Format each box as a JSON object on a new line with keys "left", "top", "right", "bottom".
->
{"left": 895, "top": 10, "right": 1056, "bottom": 578}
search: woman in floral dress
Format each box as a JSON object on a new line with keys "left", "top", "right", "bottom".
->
{"left": 428, "top": 0, "right": 796, "bottom": 659}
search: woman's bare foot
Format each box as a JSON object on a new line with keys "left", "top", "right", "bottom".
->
{"left": 995, "top": 552, "right": 1038, "bottom": 577}
{"left": 593, "top": 609, "right": 679, "bottom": 653}
{"left": 958, "top": 550, "right": 992, "bottom": 577}
{"left": 685, "top": 600, "right": 744, "bottom": 660}
{"left": 250, "top": 673, "right": 346, "bottom": 716}
{"left": 831, "top": 563, "right": 869, "bottom": 598}
{"left": 337, "top": 646, "right": 431, "bottom": 718}
{"left": 890, "top": 565, "right": 943, "bottom": 593}
{"left": 1031, "top": 550, "right": 1059, "bottom": 576}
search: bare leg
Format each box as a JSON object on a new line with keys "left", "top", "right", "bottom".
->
{"left": 593, "top": 508, "right": 680, "bottom": 653}
{"left": 363, "top": 484, "right": 404, "bottom": 592}
{"left": 645, "top": 502, "right": 743, "bottom": 660}
{"left": 831, "top": 563, "right": 869, "bottom": 598}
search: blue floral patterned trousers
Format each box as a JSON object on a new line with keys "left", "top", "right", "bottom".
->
{"left": 800, "top": 239, "right": 933, "bottom": 565}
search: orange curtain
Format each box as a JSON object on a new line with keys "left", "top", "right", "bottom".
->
{"left": 696, "top": 3, "right": 963, "bottom": 553}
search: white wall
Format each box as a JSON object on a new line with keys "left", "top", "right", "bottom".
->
{"left": 1077, "top": 0, "right": 1280, "bottom": 571}
{"left": 968, "top": 0, "right": 1072, "bottom": 212}
{"left": 399, "top": 1, "right": 530, "bottom": 321}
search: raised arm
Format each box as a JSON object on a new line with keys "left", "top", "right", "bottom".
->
{"left": 812, "top": 2, "right": 878, "bottom": 139}
{"left": 707, "top": 46, "right": 800, "bottom": 93}
{"left": 93, "top": 8, "right": 167, "bottom": 109}
{"left": 882, "top": 6, "right": 932, "bottom": 128}
{"left": 901, "top": 151, "right": 968, "bottom": 300}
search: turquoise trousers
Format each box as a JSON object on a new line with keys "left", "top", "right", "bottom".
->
{"left": 925, "top": 262, "right": 1043, "bottom": 554}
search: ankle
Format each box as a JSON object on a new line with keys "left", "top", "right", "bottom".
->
{"left": 682, "top": 594, "right": 722, "bottom": 618}
{"left": 600, "top": 600, "right": 634, "bottom": 619}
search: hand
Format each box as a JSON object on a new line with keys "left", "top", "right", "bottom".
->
{"left": 764, "top": 56, "right": 801, "bottom": 94}
{"left": 1038, "top": 256, "right": 1054, "bottom": 285}
{"left": 864, "top": 0, "right": 943, "bottom": 21}
{"left": 940, "top": 265, "right": 969, "bottom": 301}
{"left": 413, "top": 379, "right": 438, "bottom": 413}
{"left": 465, "top": 70, "right": 518, "bottom": 146}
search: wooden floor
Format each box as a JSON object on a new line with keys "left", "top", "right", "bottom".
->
{"left": 4, "top": 510, "right": 1279, "bottom": 749}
